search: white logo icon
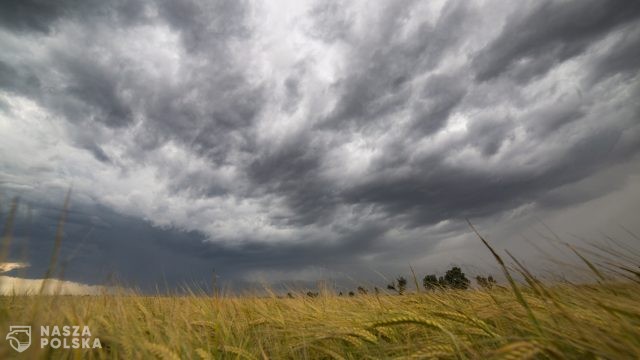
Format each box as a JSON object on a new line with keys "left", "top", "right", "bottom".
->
{"left": 6, "top": 326, "right": 31, "bottom": 353}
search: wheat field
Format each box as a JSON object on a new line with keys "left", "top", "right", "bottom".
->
{"left": 1, "top": 277, "right": 639, "bottom": 359}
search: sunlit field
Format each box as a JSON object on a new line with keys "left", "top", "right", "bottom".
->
{"left": 1, "top": 280, "right": 639, "bottom": 359}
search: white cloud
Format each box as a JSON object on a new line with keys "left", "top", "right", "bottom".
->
{"left": 0, "top": 276, "right": 110, "bottom": 295}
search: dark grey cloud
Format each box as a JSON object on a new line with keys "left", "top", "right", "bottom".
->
{"left": 0, "top": 0, "right": 69, "bottom": 34}
{"left": 157, "top": 0, "right": 250, "bottom": 53}
{"left": 1, "top": 0, "right": 640, "bottom": 290}
{"left": 523, "top": 101, "right": 585, "bottom": 138}
{"left": 588, "top": 25, "right": 640, "bottom": 84}
{"left": 58, "top": 54, "right": 134, "bottom": 128}
{"left": 0, "top": 60, "right": 41, "bottom": 95}
{"left": 1, "top": 197, "right": 434, "bottom": 292}
{"left": 473, "top": 0, "right": 640, "bottom": 82}
{"left": 410, "top": 73, "right": 468, "bottom": 136}
{"left": 0, "top": 0, "right": 149, "bottom": 34}
{"left": 0, "top": 0, "right": 259, "bottom": 163}
{"left": 322, "top": 0, "right": 472, "bottom": 131}
{"left": 247, "top": 134, "right": 336, "bottom": 226}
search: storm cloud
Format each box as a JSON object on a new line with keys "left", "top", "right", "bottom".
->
{"left": 1, "top": 0, "right": 639, "bottom": 290}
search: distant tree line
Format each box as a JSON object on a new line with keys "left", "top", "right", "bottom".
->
{"left": 290, "top": 267, "right": 497, "bottom": 298}
{"left": 330, "top": 266, "right": 497, "bottom": 297}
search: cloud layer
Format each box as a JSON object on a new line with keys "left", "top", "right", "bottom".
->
{"left": 1, "top": 0, "right": 639, "bottom": 288}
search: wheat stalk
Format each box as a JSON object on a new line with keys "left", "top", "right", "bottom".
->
{"left": 143, "top": 342, "right": 181, "bottom": 360}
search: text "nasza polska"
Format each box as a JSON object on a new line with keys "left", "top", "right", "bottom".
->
{"left": 41, "top": 326, "right": 102, "bottom": 349}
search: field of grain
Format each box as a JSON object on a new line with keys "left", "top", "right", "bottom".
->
{"left": 1, "top": 277, "right": 639, "bottom": 359}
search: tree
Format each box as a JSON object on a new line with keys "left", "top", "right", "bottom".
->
{"left": 397, "top": 276, "right": 407, "bottom": 295}
{"left": 306, "top": 291, "right": 318, "bottom": 298}
{"left": 357, "top": 286, "right": 368, "bottom": 295}
{"left": 387, "top": 276, "right": 407, "bottom": 295}
{"left": 444, "top": 266, "right": 470, "bottom": 289}
{"left": 423, "top": 274, "right": 438, "bottom": 290}
{"left": 476, "top": 275, "right": 497, "bottom": 289}
{"left": 348, "top": 291, "right": 355, "bottom": 297}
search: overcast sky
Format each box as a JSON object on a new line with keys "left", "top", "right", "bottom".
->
{"left": 1, "top": 0, "right": 639, "bottom": 291}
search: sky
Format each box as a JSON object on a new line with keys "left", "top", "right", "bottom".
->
{"left": 0, "top": 0, "right": 639, "bottom": 292}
